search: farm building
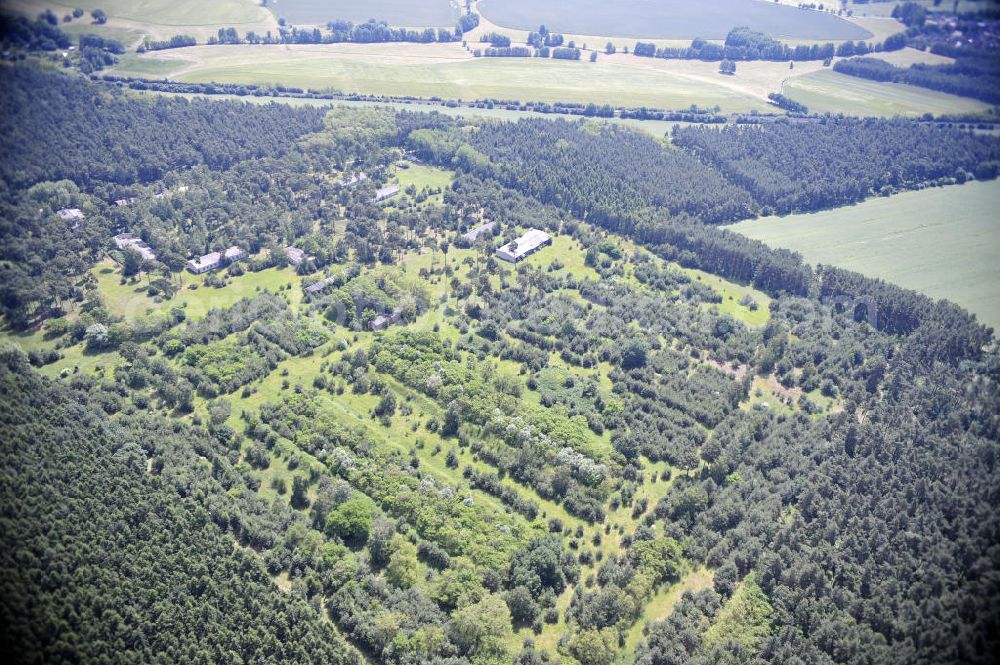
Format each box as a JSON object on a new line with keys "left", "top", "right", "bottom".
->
{"left": 284, "top": 246, "right": 314, "bottom": 266}
{"left": 496, "top": 229, "right": 552, "bottom": 263}
{"left": 114, "top": 197, "right": 137, "bottom": 208}
{"left": 372, "top": 185, "right": 400, "bottom": 203}
{"left": 369, "top": 307, "right": 403, "bottom": 331}
{"left": 463, "top": 221, "right": 497, "bottom": 242}
{"left": 113, "top": 233, "right": 157, "bottom": 262}
{"left": 56, "top": 208, "right": 84, "bottom": 222}
{"left": 187, "top": 246, "right": 248, "bottom": 274}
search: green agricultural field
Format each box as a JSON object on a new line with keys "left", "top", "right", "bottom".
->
{"left": 477, "top": 0, "right": 870, "bottom": 40}
{"left": 269, "top": 0, "right": 459, "bottom": 27}
{"left": 130, "top": 43, "right": 774, "bottom": 113}
{"left": 783, "top": 69, "right": 992, "bottom": 117}
{"left": 729, "top": 180, "right": 1000, "bottom": 330}
{"left": 13, "top": 0, "right": 277, "bottom": 42}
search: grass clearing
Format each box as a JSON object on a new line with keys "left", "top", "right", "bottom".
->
{"left": 477, "top": 0, "right": 870, "bottom": 41}
{"left": 93, "top": 259, "right": 304, "bottom": 321}
{"left": 729, "top": 180, "right": 1000, "bottom": 331}
{"left": 783, "top": 69, "right": 991, "bottom": 117}
{"left": 625, "top": 566, "right": 715, "bottom": 653}
{"left": 680, "top": 268, "right": 772, "bottom": 328}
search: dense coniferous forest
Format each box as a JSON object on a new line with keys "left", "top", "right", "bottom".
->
{"left": 0, "top": 353, "right": 359, "bottom": 664}
{"left": 0, "top": 67, "right": 327, "bottom": 189}
{"left": 1, "top": 64, "right": 999, "bottom": 665}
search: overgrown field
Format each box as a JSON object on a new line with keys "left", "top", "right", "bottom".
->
{"left": 729, "top": 179, "right": 1000, "bottom": 330}
{"left": 478, "top": 0, "right": 871, "bottom": 40}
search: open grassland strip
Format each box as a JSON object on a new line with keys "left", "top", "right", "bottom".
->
{"left": 729, "top": 180, "right": 1000, "bottom": 331}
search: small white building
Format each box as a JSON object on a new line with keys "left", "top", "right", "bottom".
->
{"left": 463, "top": 221, "right": 497, "bottom": 242}
{"left": 372, "top": 184, "right": 400, "bottom": 203}
{"left": 496, "top": 229, "right": 552, "bottom": 263}
{"left": 57, "top": 208, "right": 84, "bottom": 222}
{"left": 113, "top": 233, "right": 157, "bottom": 262}
{"left": 187, "top": 246, "right": 248, "bottom": 274}
{"left": 284, "top": 246, "right": 314, "bottom": 267}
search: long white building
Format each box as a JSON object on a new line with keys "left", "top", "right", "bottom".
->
{"left": 496, "top": 229, "right": 552, "bottom": 263}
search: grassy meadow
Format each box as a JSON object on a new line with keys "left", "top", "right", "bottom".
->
{"left": 729, "top": 180, "right": 1000, "bottom": 330}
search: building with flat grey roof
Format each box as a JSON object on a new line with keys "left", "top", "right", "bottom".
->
{"left": 463, "top": 221, "right": 497, "bottom": 243}
{"left": 372, "top": 185, "right": 400, "bottom": 203}
{"left": 113, "top": 233, "right": 156, "bottom": 262}
{"left": 496, "top": 229, "right": 552, "bottom": 263}
{"left": 187, "top": 246, "right": 247, "bottom": 274}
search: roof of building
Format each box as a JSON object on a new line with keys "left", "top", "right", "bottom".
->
{"left": 188, "top": 251, "right": 221, "bottom": 272}
{"left": 496, "top": 229, "right": 552, "bottom": 261}
{"left": 305, "top": 276, "right": 336, "bottom": 294}
{"left": 57, "top": 208, "right": 84, "bottom": 221}
{"left": 373, "top": 184, "right": 400, "bottom": 202}
{"left": 284, "top": 246, "right": 314, "bottom": 266}
{"left": 113, "top": 233, "right": 156, "bottom": 261}
{"left": 463, "top": 221, "right": 497, "bottom": 242}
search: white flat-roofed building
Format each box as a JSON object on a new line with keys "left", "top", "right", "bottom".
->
{"left": 463, "top": 221, "right": 497, "bottom": 243}
{"left": 57, "top": 208, "right": 84, "bottom": 222}
{"left": 187, "top": 246, "right": 247, "bottom": 274}
{"left": 113, "top": 233, "right": 156, "bottom": 261}
{"left": 284, "top": 246, "right": 314, "bottom": 266}
{"left": 372, "top": 184, "right": 400, "bottom": 203}
{"left": 496, "top": 229, "right": 552, "bottom": 263}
